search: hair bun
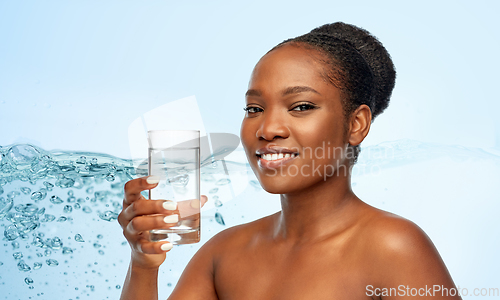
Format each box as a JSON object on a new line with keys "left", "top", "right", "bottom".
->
{"left": 311, "top": 22, "right": 396, "bottom": 118}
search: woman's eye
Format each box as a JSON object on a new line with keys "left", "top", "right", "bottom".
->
{"left": 291, "top": 104, "right": 316, "bottom": 111}
{"left": 243, "top": 106, "right": 263, "bottom": 114}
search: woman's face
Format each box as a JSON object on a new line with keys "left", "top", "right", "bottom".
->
{"left": 240, "top": 44, "right": 351, "bottom": 194}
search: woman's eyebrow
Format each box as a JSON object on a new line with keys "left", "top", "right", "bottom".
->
{"left": 245, "top": 86, "right": 320, "bottom": 98}
{"left": 282, "top": 86, "right": 320, "bottom": 96}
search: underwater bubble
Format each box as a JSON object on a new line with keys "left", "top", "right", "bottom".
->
{"left": 209, "top": 188, "right": 219, "bottom": 194}
{"left": 62, "top": 247, "right": 73, "bottom": 255}
{"left": 67, "top": 196, "right": 76, "bottom": 203}
{"left": 116, "top": 285, "right": 121, "bottom": 289}
{"left": 97, "top": 234, "right": 103, "bottom": 239}
{"left": 55, "top": 176, "right": 75, "bottom": 188}
{"left": 57, "top": 216, "right": 67, "bottom": 222}
{"left": 94, "top": 191, "right": 111, "bottom": 202}
{"left": 7, "top": 144, "right": 40, "bottom": 169}
{"left": 50, "top": 195, "right": 63, "bottom": 204}
{"left": 106, "top": 174, "right": 115, "bottom": 182}
{"left": 63, "top": 205, "right": 73, "bottom": 213}
{"left": 215, "top": 178, "right": 231, "bottom": 186}
{"left": 215, "top": 212, "right": 225, "bottom": 225}
{"left": 98, "top": 211, "right": 118, "bottom": 221}
{"left": 37, "top": 207, "right": 45, "bottom": 216}
{"left": 68, "top": 190, "right": 74, "bottom": 197}
{"left": 20, "top": 187, "right": 32, "bottom": 194}
{"left": 214, "top": 196, "right": 223, "bottom": 207}
{"left": 201, "top": 174, "right": 216, "bottom": 182}
{"left": 43, "top": 181, "right": 54, "bottom": 190}
{"left": 168, "top": 174, "right": 189, "bottom": 187}
{"left": 50, "top": 237, "right": 63, "bottom": 249}
{"left": 13, "top": 252, "right": 23, "bottom": 260}
{"left": 91, "top": 158, "right": 98, "bottom": 164}
{"left": 46, "top": 259, "right": 59, "bottom": 266}
{"left": 75, "top": 234, "right": 85, "bottom": 242}
{"left": 0, "top": 197, "right": 13, "bottom": 218}
{"left": 86, "top": 187, "right": 94, "bottom": 194}
{"left": 0, "top": 261, "right": 3, "bottom": 266}
{"left": 30, "top": 189, "right": 47, "bottom": 201}
{"left": 82, "top": 206, "right": 92, "bottom": 213}
{"left": 4, "top": 224, "right": 19, "bottom": 241}
{"left": 74, "top": 203, "right": 81, "bottom": 209}
{"left": 25, "top": 277, "right": 34, "bottom": 285}
{"left": 33, "top": 262, "right": 42, "bottom": 270}
{"left": 76, "top": 156, "right": 86, "bottom": 164}
{"left": 31, "top": 236, "right": 44, "bottom": 247}
{"left": 20, "top": 203, "right": 39, "bottom": 215}
{"left": 36, "top": 253, "right": 43, "bottom": 257}
{"left": 12, "top": 241, "right": 20, "bottom": 249}
{"left": 98, "top": 250, "right": 104, "bottom": 255}
{"left": 0, "top": 185, "right": 3, "bottom": 195}
{"left": 44, "top": 249, "right": 51, "bottom": 256}
{"left": 17, "top": 260, "right": 31, "bottom": 272}
{"left": 93, "top": 242, "right": 101, "bottom": 248}
{"left": 7, "top": 191, "right": 21, "bottom": 199}
{"left": 41, "top": 214, "right": 55, "bottom": 222}
{"left": 249, "top": 180, "right": 261, "bottom": 189}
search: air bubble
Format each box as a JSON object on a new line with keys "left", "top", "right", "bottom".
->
{"left": 46, "top": 259, "right": 59, "bottom": 266}
{"left": 215, "top": 212, "right": 225, "bottom": 225}
{"left": 21, "top": 187, "right": 32, "bottom": 194}
{"left": 75, "top": 234, "right": 85, "bottom": 242}
{"left": 215, "top": 178, "right": 231, "bottom": 186}
{"left": 50, "top": 196, "right": 63, "bottom": 204}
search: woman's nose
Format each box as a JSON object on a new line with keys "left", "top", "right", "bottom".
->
{"left": 256, "top": 109, "right": 290, "bottom": 141}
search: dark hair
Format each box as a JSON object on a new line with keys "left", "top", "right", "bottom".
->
{"left": 270, "top": 22, "right": 396, "bottom": 164}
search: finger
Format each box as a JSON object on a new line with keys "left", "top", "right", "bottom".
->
{"left": 177, "top": 195, "right": 207, "bottom": 219}
{"left": 138, "top": 240, "right": 174, "bottom": 254}
{"left": 121, "top": 199, "right": 178, "bottom": 224}
{"left": 126, "top": 214, "right": 180, "bottom": 235}
{"left": 123, "top": 176, "right": 160, "bottom": 205}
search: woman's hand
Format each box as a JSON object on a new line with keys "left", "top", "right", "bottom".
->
{"left": 118, "top": 176, "right": 208, "bottom": 269}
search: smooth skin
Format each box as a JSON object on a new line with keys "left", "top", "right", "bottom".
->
{"left": 119, "top": 44, "right": 461, "bottom": 299}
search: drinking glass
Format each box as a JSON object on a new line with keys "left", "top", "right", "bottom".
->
{"left": 148, "top": 130, "right": 201, "bottom": 245}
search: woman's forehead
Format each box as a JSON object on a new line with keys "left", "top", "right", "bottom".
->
{"left": 248, "top": 44, "right": 335, "bottom": 96}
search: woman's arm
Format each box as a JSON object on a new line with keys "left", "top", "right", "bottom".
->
{"left": 121, "top": 262, "right": 160, "bottom": 300}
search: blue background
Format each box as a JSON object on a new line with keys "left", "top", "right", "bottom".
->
{"left": 1, "top": 0, "right": 499, "bottom": 299}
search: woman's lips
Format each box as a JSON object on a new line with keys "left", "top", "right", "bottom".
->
{"left": 257, "top": 153, "right": 298, "bottom": 169}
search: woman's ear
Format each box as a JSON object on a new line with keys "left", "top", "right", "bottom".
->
{"left": 348, "top": 104, "right": 372, "bottom": 146}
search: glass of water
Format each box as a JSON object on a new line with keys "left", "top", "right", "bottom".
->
{"left": 148, "top": 130, "right": 201, "bottom": 245}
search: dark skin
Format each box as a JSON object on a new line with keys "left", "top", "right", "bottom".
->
{"left": 119, "top": 44, "right": 460, "bottom": 299}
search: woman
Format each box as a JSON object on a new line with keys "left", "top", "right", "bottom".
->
{"left": 118, "top": 22, "right": 460, "bottom": 299}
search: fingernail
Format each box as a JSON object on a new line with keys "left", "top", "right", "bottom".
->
{"left": 163, "top": 214, "right": 179, "bottom": 224}
{"left": 146, "top": 176, "right": 160, "bottom": 184}
{"left": 162, "top": 201, "right": 177, "bottom": 210}
{"left": 161, "top": 243, "right": 173, "bottom": 251}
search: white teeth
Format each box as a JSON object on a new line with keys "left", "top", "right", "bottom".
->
{"left": 260, "top": 153, "right": 297, "bottom": 161}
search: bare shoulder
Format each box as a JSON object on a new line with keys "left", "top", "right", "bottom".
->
{"left": 204, "top": 212, "right": 275, "bottom": 255}
{"left": 357, "top": 203, "right": 458, "bottom": 294}
{"left": 360, "top": 207, "right": 434, "bottom": 256}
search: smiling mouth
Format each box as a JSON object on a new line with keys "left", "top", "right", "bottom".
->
{"left": 256, "top": 152, "right": 299, "bottom": 169}
{"left": 257, "top": 153, "right": 297, "bottom": 161}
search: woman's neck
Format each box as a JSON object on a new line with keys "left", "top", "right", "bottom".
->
{"left": 273, "top": 172, "right": 360, "bottom": 244}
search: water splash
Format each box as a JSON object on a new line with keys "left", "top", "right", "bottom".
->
{"left": 1, "top": 140, "right": 498, "bottom": 299}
